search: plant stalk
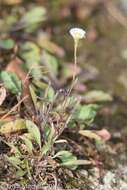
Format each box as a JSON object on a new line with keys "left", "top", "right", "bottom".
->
{"left": 73, "top": 40, "right": 78, "bottom": 81}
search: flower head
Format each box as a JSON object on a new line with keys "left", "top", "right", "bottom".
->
{"left": 69, "top": 27, "right": 86, "bottom": 41}
{"left": 69, "top": 27, "right": 86, "bottom": 81}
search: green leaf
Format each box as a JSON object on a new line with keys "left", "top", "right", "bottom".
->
{"left": 22, "top": 7, "right": 46, "bottom": 23}
{"left": 26, "top": 120, "right": 41, "bottom": 149}
{"left": 20, "top": 7, "right": 46, "bottom": 32}
{"left": 41, "top": 143, "right": 51, "bottom": 155}
{"left": 42, "top": 51, "right": 59, "bottom": 75}
{"left": 53, "top": 150, "right": 77, "bottom": 170}
{"left": 29, "top": 84, "right": 37, "bottom": 108}
{"left": 37, "top": 38, "right": 64, "bottom": 57}
{"left": 20, "top": 135, "right": 33, "bottom": 153}
{"left": 32, "top": 79, "right": 48, "bottom": 89}
{"left": 7, "top": 143, "right": 21, "bottom": 156}
{"left": 16, "top": 169, "right": 26, "bottom": 177}
{"left": 0, "top": 119, "right": 26, "bottom": 134}
{"left": 41, "top": 125, "right": 55, "bottom": 155}
{"left": 84, "top": 90, "right": 112, "bottom": 102}
{"left": 19, "top": 42, "right": 42, "bottom": 79}
{"left": 75, "top": 104, "right": 98, "bottom": 125}
{"left": 46, "top": 86, "right": 55, "bottom": 101}
{"left": 6, "top": 156, "right": 22, "bottom": 169}
{"left": 0, "top": 71, "right": 22, "bottom": 95}
{"left": 43, "top": 125, "right": 51, "bottom": 141}
{"left": 24, "top": 159, "right": 32, "bottom": 179}
{"left": 0, "top": 39, "right": 15, "bottom": 50}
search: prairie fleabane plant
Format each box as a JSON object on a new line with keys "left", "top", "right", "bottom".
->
{"left": 69, "top": 27, "right": 86, "bottom": 81}
{"left": 0, "top": 25, "right": 100, "bottom": 187}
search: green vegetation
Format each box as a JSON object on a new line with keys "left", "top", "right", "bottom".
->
{"left": 0, "top": 1, "right": 127, "bottom": 189}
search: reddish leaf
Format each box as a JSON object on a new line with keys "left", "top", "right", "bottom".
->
{"left": 74, "top": 82, "right": 87, "bottom": 93}
{"left": 95, "top": 129, "right": 111, "bottom": 141}
{"left": 6, "top": 57, "right": 33, "bottom": 108}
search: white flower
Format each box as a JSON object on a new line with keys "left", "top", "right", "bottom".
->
{"left": 69, "top": 27, "right": 86, "bottom": 41}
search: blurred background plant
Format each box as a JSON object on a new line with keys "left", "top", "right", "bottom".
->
{"left": 0, "top": 0, "right": 127, "bottom": 189}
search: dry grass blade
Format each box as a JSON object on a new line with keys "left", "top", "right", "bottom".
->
{"left": 61, "top": 159, "right": 92, "bottom": 166}
{"left": 0, "top": 86, "right": 6, "bottom": 106}
{"left": 1, "top": 95, "right": 28, "bottom": 120}
{"left": 79, "top": 130, "right": 101, "bottom": 141}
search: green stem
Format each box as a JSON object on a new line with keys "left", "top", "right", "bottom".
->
{"left": 66, "top": 40, "right": 78, "bottom": 98}
{"left": 73, "top": 40, "right": 78, "bottom": 81}
{"left": 63, "top": 39, "right": 79, "bottom": 110}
